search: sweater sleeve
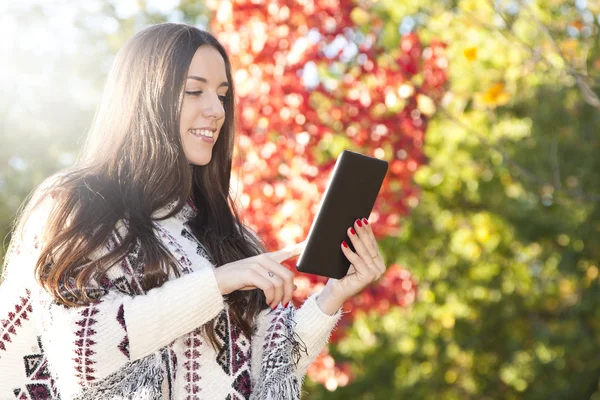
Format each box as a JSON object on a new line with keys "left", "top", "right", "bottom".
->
{"left": 250, "top": 291, "right": 342, "bottom": 393}
{"left": 34, "top": 267, "right": 224, "bottom": 393}
{"left": 288, "top": 292, "right": 343, "bottom": 374}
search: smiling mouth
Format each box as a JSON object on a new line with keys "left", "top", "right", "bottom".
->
{"left": 189, "top": 128, "right": 215, "bottom": 138}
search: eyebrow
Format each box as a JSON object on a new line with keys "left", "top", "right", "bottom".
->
{"left": 187, "top": 76, "right": 229, "bottom": 88}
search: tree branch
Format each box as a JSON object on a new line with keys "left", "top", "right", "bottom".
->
{"left": 477, "top": 0, "right": 600, "bottom": 111}
{"left": 518, "top": 0, "right": 600, "bottom": 111}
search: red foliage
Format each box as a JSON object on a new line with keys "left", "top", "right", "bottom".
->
{"left": 207, "top": 0, "right": 447, "bottom": 386}
{"left": 306, "top": 347, "right": 353, "bottom": 391}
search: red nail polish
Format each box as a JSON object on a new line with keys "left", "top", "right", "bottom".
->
{"left": 342, "top": 240, "right": 348, "bottom": 248}
{"left": 362, "top": 218, "right": 369, "bottom": 225}
{"left": 350, "top": 228, "right": 356, "bottom": 235}
{"left": 284, "top": 302, "right": 289, "bottom": 307}
{"left": 356, "top": 219, "right": 363, "bottom": 227}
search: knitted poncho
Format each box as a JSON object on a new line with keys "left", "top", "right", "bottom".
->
{"left": 0, "top": 195, "right": 342, "bottom": 399}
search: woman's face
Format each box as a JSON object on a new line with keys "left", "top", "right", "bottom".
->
{"left": 179, "top": 45, "right": 229, "bottom": 166}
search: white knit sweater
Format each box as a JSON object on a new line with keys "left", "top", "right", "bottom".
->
{"left": 0, "top": 195, "right": 342, "bottom": 399}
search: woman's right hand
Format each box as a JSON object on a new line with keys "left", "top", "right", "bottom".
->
{"left": 213, "top": 241, "right": 306, "bottom": 309}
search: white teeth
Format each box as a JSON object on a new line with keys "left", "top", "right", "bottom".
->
{"left": 189, "top": 129, "right": 214, "bottom": 138}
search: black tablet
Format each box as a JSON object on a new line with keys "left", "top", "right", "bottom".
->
{"left": 296, "top": 150, "right": 388, "bottom": 279}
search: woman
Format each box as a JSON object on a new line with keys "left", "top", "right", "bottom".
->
{"left": 0, "top": 23, "right": 386, "bottom": 399}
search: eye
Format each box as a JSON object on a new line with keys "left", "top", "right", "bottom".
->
{"left": 185, "top": 90, "right": 203, "bottom": 96}
{"left": 218, "top": 95, "right": 227, "bottom": 103}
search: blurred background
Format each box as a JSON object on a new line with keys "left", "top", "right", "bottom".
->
{"left": 1, "top": 0, "right": 600, "bottom": 398}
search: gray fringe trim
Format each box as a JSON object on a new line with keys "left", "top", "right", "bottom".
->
{"left": 73, "top": 351, "right": 165, "bottom": 400}
{"left": 251, "top": 373, "right": 301, "bottom": 400}
{"left": 250, "top": 305, "right": 306, "bottom": 400}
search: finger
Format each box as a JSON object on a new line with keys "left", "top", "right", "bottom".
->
{"left": 353, "top": 218, "right": 379, "bottom": 259}
{"left": 354, "top": 218, "right": 385, "bottom": 274}
{"left": 347, "top": 226, "right": 380, "bottom": 273}
{"left": 251, "top": 263, "right": 285, "bottom": 308}
{"left": 361, "top": 218, "right": 378, "bottom": 248}
{"left": 341, "top": 241, "right": 378, "bottom": 280}
{"left": 268, "top": 240, "right": 307, "bottom": 263}
{"left": 239, "top": 283, "right": 298, "bottom": 292}
{"left": 260, "top": 255, "right": 295, "bottom": 307}
{"left": 245, "top": 269, "right": 277, "bottom": 305}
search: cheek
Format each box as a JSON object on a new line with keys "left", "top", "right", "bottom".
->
{"left": 179, "top": 101, "right": 192, "bottom": 130}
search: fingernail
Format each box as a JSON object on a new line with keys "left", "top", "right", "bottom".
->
{"left": 362, "top": 218, "right": 369, "bottom": 225}
{"left": 356, "top": 219, "right": 363, "bottom": 227}
{"left": 342, "top": 240, "right": 348, "bottom": 248}
{"left": 284, "top": 302, "right": 289, "bottom": 307}
{"left": 350, "top": 227, "right": 356, "bottom": 235}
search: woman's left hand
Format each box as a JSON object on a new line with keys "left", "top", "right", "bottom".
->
{"left": 316, "top": 217, "right": 386, "bottom": 314}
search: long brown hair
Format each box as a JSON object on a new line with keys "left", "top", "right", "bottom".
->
{"left": 3, "top": 23, "right": 268, "bottom": 350}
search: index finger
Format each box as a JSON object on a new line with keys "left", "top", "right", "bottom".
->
{"left": 268, "top": 240, "right": 307, "bottom": 263}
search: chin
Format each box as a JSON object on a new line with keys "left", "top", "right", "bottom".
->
{"left": 186, "top": 154, "right": 212, "bottom": 166}
{"left": 189, "top": 159, "right": 211, "bottom": 166}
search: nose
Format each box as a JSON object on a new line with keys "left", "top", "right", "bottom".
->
{"left": 202, "top": 93, "right": 225, "bottom": 120}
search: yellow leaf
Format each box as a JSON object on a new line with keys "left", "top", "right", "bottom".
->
{"left": 587, "top": 265, "right": 598, "bottom": 280}
{"left": 350, "top": 7, "right": 370, "bottom": 26}
{"left": 479, "top": 83, "right": 510, "bottom": 107}
{"left": 560, "top": 38, "right": 578, "bottom": 61}
{"left": 570, "top": 20, "right": 584, "bottom": 30}
{"left": 441, "top": 313, "right": 455, "bottom": 329}
{"left": 463, "top": 46, "right": 477, "bottom": 61}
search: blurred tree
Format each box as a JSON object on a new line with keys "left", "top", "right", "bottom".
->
{"left": 2, "top": 0, "right": 600, "bottom": 399}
